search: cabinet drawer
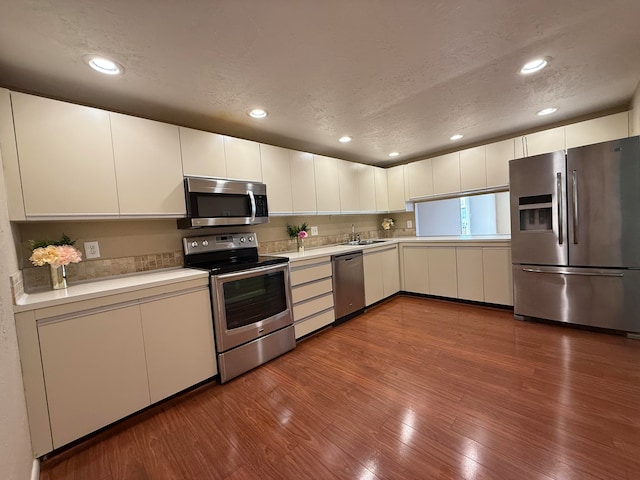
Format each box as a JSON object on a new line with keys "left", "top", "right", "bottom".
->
{"left": 294, "top": 309, "right": 334, "bottom": 339}
{"left": 293, "top": 292, "right": 334, "bottom": 321}
{"left": 290, "top": 262, "right": 332, "bottom": 286}
{"left": 292, "top": 278, "right": 332, "bottom": 303}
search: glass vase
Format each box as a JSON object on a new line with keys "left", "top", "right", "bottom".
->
{"left": 297, "top": 237, "right": 304, "bottom": 253}
{"left": 50, "top": 264, "right": 67, "bottom": 290}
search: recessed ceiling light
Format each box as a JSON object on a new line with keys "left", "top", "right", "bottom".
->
{"left": 450, "top": 134, "right": 464, "bottom": 141}
{"left": 520, "top": 58, "right": 548, "bottom": 74}
{"left": 83, "top": 55, "right": 123, "bottom": 75}
{"left": 248, "top": 109, "right": 268, "bottom": 119}
{"left": 537, "top": 107, "right": 558, "bottom": 116}
{"left": 388, "top": 152, "right": 400, "bottom": 157}
{"left": 339, "top": 136, "right": 352, "bottom": 143}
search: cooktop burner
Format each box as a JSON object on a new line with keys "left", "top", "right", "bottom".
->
{"left": 183, "top": 232, "right": 288, "bottom": 275}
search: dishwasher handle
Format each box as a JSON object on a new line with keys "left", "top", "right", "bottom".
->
{"left": 332, "top": 251, "right": 363, "bottom": 262}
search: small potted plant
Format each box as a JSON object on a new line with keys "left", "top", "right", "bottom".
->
{"left": 29, "top": 234, "right": 83, "bottom": 290}
{"left": 286, "top": 223, "right": 309, "bottom": 253}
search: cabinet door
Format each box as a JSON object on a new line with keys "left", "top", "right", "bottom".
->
{"left": 402, "top": 246, "right": 429, "bottom": 294}
{"left": 363, "top": 250, "right": 384, "bottom": 306}
{"left": 516, "top": 126, "right": 565, "bottom": 157}
{"left": 260, "top": 144, "right": 293, "bottom": 214}
{"left": 111, "top": 113, "right": 185, "bottom": 216}
{"left": 179, "top": 127, "right": 226, "bottom": 177}
{"left": 459, "top": 146, "right": 486, "bottom": 191}
{"left": 381, "top": 245, "right": 400, "bottom": 297}
{"left": 0, "top": 89, "right": 25, "bottom": 220}
{"left": 224, "top": 136, "right": 262, "bottom": 181}
{"left": 290, "top": 151, "right": 317, "bottom": 214}
{"left": 406, "top": 158, "right": 433, "bottom": 199}
{"left": 141, "top": 290, "right": 217, "bottom": 403}
{"left": 314, "top": 155, "right": 340, "bottom": 214}
{"left": 427, "top": 247, "right": 458, "bottom": 298}
{"left": 565, "top": 112, "right": 629, "bottom": 149}
{"left": 374, "top": 167, "right": 389, "bottom": 212}
{"left": 337, "top": 159, "right": 360, "bottom": 213}
{"left": 432, "top": 153, "right": 461, "bottom": 195}
{"left": 387, "top": 165, "right": 407, "bottom": 211}
{"left": 483, "top": 248, "right": 513, "bottom": 305}
{"left": 456, "top": 247, "right": 484, "bottom": 302}
{"left": 486, "top": 139, "right": 515, "bottom": 187}
{"left": 38, "top": 306, "right": 150, "bottom": 448}
{"left": 358, "top": 164, "right": 377, "bottom": 213}
{"left": 11, "top": 92, "right": 119, "bottom": 217}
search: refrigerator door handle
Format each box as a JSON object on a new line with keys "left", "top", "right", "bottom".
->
{"left": 556, "top": 172, "right": 563, "bottom": 245}
{"left": 571, "top": 170, "right": 579, "bottom": 244}
{"left": 521, "top": 267, "right": 624, "bottom": 278}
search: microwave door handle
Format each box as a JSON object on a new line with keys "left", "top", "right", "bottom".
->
{"left": 247, "top": 190, "right": 256, "bottom": 222}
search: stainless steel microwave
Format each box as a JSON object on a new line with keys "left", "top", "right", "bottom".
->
{"left": 177, "top": 176, "right": 269, "bottom": 228}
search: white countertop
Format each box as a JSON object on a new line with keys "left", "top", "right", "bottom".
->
{"left": 277, "top": 235, "right": 511, "bottom": 262}
{"left": 14, "top": 268, "right": 209, "bottom": 313}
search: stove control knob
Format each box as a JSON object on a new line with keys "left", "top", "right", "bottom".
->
{"left": 191, "top": 241, "right": 198, "bottom": 248}
{"left": 240, "top": 237, "right": 246, "bottom": 243}
{"left": 248, "top": 236, "right": 254, "bottom": 242}
{"left": 202, "top": 240, "right": 209, "bottom": 247}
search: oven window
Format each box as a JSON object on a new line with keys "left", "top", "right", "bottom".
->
{"left": 222, "top": 271, "right": 287, "bottom": 329}
{"left": 194, "top": 193, "right": 251, "bottom": 218}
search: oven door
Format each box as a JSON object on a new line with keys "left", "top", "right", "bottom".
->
{"left": 210, "top": 262, "right": 292, "bottom": 352}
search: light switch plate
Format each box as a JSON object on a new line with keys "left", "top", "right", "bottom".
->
{"left": 310, "top": 226, "right": 319, "bottom": 236}
{"left": 84, "top": 241, "right": 101, "bottom": 259}
{"left": 407, "top": 220, "right": 413, "bottom": 228}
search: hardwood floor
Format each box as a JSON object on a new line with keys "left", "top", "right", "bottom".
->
{"left": 40, "top": 295, "right": 640, "bottom": 480}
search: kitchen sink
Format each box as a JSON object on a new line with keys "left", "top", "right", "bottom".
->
{"left": 343, "top": 239, "right": 390, "bottom": 246}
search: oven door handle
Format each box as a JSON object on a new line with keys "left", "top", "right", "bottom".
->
{"left": 247, "top": 190, "right": 256, "bottom": 223}
{"left": 214, "top": 262, "right": 288, "bottom": 281}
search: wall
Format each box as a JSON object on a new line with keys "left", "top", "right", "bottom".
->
{"left": 495, "top": 192, "right": 511, "bottom": 234}
{"left": 0, "top": 150, "right": 34, "bottom": 479}
{"left": 18, "top": 211, "right": 416, "bottom": 291}
{"left": 630, "top": 81, "right": 640, "bottom": 136}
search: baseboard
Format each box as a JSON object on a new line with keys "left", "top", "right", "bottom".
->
{"left": 31, "top": 458, "right": 40, "bottom": 480}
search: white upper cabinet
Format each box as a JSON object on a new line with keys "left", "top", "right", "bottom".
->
{"left": 373, "top": 167, "right": 389, "bottom": 213}
{"left": 179, "top": 127, "right": 226, "bottom": 177}
{"left": 314, "top": 155, "right": 341, "bottom": 214}
{"left": 337, "top": 159, "right": 360, "bottom": 213}
{"left": 565, "top": 112, "right": 629, "bottom": 149}
{"left": 0, "top": 89, "right": 25, "bottom": 220}
{"left": 223, "top": 137, "right": 262, "bottom": 182}
{"left": 432, "top": 152, "right": 460, "bottom": 195}
{"left": 290, "top": 151, "right": 317, "bottom": 214}
{"left": 516, "top": 126, "right": 565, "bottom": 157}
{"left": 110, "top": 113, "right": 185, "bottom": 216}
{"left": 260, "top": 144, "right": 293, "bottom": 214}
{"left": 357, "top": 164, "right": 377, "bottom": 213}
{"left": 11, "top": 92, "right": 119, "bottom": 218}
{"left": 485, "top": 139, "right": 515, "bottom": 187}
{"left": 459, "top": 146, "right": 486, "bottom": 192}
{"left": 387, "top": 164, "right": 407, "bottom": 211}
{"left": 406, "top": 158, "right": 433, "bottom": 199}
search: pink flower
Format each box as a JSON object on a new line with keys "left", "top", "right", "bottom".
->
{"left": 29, "top": 245, "right": 82, "bottom": 267}
{"left": 297, "top": 230, "right": 308, "bottom": 239}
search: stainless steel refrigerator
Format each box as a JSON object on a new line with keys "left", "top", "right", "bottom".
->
{"left": 509, "top": 136, "right": 640, "bottom": 334}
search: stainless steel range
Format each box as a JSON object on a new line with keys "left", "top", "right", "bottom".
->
{"left": 183, "top": 233, "right": 295, "bottom": 383}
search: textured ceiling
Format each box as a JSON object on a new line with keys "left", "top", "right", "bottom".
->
{"left": 1, "top": 1, "right": 640, "bottom": 166}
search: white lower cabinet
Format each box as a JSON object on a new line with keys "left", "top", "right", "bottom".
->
{"left": 363, "top": 245, "right": 400, "bottom": 306}
{"left": 29, "top": 281, "right": 216, "bottom": 451}
{"left": 290, "top": 256, "right": 335, "bottom": 339}
{"left": 140, "top": 290, "right": 217, "bottom": 403}
{"left": 38, "top": 305, "right": 150, "bottom": 449}
{"left": 400, "top": 243, "right": 513, "bottom": 306}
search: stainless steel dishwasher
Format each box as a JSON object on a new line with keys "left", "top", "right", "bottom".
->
{"left": 332, "top": 250, "right": 365, "bottom": 324}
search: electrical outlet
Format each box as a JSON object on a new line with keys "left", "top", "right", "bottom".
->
{"left": 84, "top": 241, "right": 101, "bottom": 259}
{"left": 407, "top": 220, "right": 413, "bottom": 229}
{"left": 310, "top": 226, "right": 319, "bottom": 236}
